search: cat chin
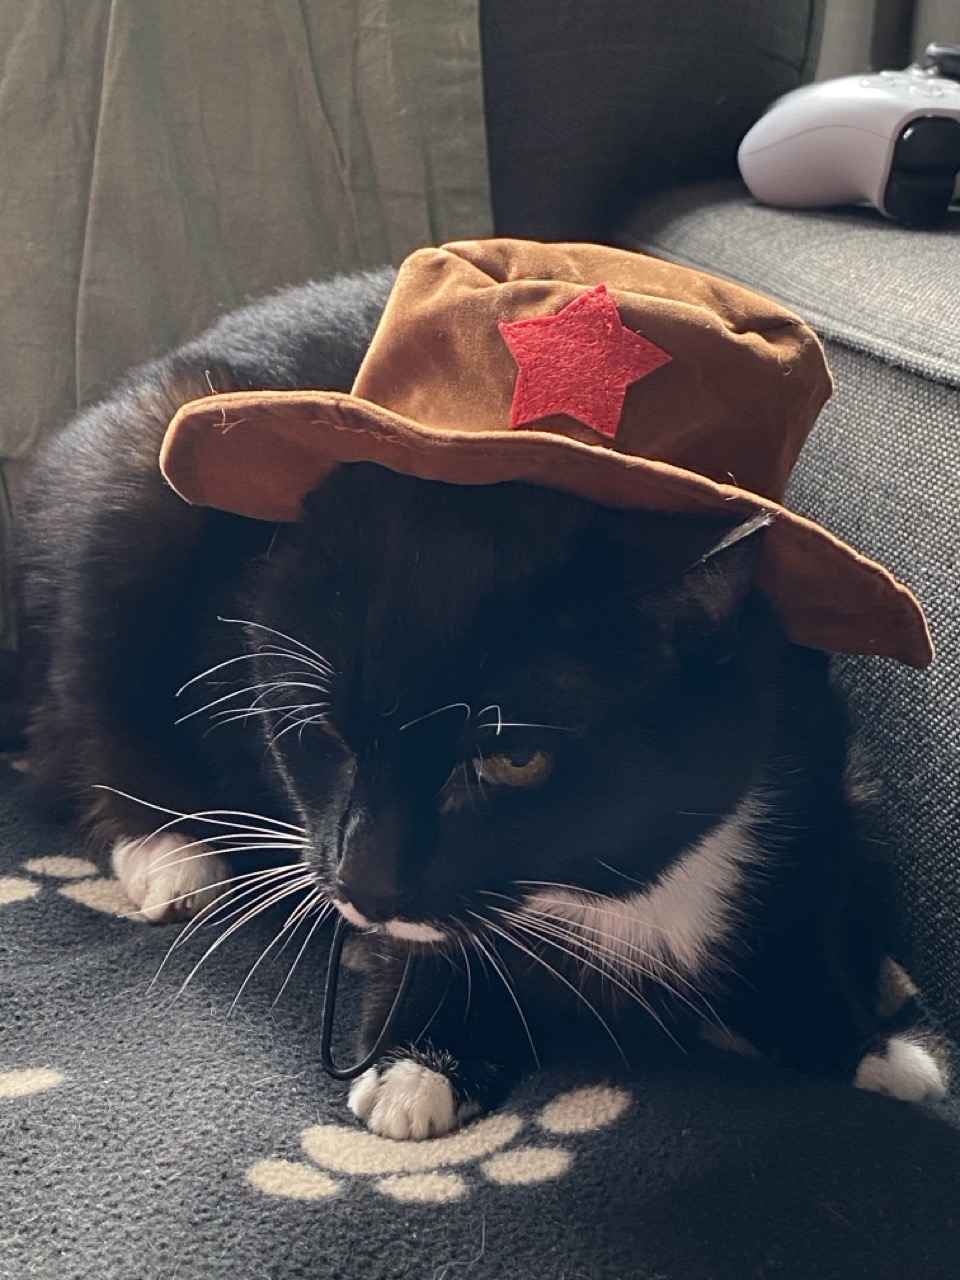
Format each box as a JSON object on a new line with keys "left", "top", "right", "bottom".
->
{"left": 332, "top": 898, "right": 447, "bottom": 945}
{"left": 382, "top": 920, "right": 448, "bottom": 944}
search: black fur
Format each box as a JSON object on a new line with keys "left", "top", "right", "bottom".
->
{"left": 17, "top": 268, "right": 946, "bottom": 1131}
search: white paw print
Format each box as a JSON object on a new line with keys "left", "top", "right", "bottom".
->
{"left": 0, "top": 856, "right": 134, "bottom": 916}
{"left": 247, "top": 1084, "right": 632, "bottom": 1204}
{"left": 0, "top": 1067, "right": 66, "bottom": 1098}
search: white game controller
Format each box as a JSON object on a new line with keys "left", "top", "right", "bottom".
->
{"left": 738, "top": 42, "right": 960, "bottom": 227}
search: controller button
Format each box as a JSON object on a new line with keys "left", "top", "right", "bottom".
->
{"left": 865, "top": 73, "right": 908, "bottom": 91}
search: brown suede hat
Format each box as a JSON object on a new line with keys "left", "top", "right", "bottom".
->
{"left": 160, "top": 238, "right": 932, "bottom": 667}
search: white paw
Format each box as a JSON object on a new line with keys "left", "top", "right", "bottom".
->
{"left": 348, "top": 1061, "right": 478, "bottom": 1142}
{"left": 854, "top": 1035, "right": 949, "bottom": 1104}
{"left": 111, "top": 832, "right": 229, "bottom": 924}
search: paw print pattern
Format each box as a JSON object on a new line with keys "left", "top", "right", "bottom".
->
{"left": 0, "top": 1067, "right": 65, "bottom": 1097}
{"left": 248, "top": 1084, "right": 631, "bottom": 1204}
{"left": 0, "top": 856, "right": 134, "bottom": 916}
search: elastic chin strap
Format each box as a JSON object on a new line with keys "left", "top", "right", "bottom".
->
{"left": 318, "top": 914, "right": 418, "bottom": 1081}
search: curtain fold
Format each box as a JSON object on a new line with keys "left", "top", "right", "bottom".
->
{"left": 0, "top": 0, "right": 490, "bottom": 648}
{"left": 0, "top": 0, "right": 492, "bottom": 461}
{"left": 911, "top": 0, "right": 960, "bottom": 58}
{"left": 818, "top": 0, "right": 960, "bottom": 78}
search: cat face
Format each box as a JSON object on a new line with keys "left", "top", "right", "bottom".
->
{"left": 246, "top": 464, "right": 776, "bottom": 947}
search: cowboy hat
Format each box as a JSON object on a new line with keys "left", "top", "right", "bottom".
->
{"left": 160, "top": 238, "right": 932, "bottom": 667}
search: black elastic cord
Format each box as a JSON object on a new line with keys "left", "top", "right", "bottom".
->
{"left": 319, "top": 914, "right": 417, "bottom": 1081}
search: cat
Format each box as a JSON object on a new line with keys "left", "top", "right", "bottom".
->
{"left": 17, "top": 267, "right": 949, "bottom": 1141}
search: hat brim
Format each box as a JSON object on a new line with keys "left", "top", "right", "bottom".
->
{"left": 160, "top": 390, "right": 933, "bottom": 668}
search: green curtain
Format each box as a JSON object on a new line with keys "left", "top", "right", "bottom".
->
{"left": 0, "top": 0, "right": 492, "bottom": 459}
{"left": 0, "top": 0, "right": 491, "bottom": 645}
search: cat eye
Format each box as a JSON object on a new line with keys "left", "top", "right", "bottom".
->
{"left": 476, "top": 747, "right": 553, "bottom": 788}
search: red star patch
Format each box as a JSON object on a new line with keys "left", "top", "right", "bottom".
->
{"left": 499, "top": 283, "right": 672, "bottom": 440}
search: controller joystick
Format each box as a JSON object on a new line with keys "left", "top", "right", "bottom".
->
{"left": 926, "top": 42, "right": 960, "bottom": 82}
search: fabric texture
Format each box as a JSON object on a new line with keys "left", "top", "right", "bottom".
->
{"left": 499, "top": 284, "right": 674, "bottom": 437}
{"left": 159, "top": 237, "right": 931, "bottom": 668}
{"left": 912, "top": 0, "right": 960, "bottom": 59}
{"left": 617, "top": 180, "right": 960, "bottom": 386}
{"left": 3, "top": 764, "right": 960, "bottom": 1280}
{"left": 480, "top": 0, "right": 825, "bottom": 239}
{"left": 0, "top": 0, "right": 491, "bottom": 649}
{"left": 792, "top": 347, "right": 960, "bottom": 1044}
{"left": 0, "top": 0, "right": 492, "bottom": 465}
{"left": 619, "top": 182, "right": 960, "bottom": 1042}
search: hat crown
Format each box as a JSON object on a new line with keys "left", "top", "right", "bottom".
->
{"left": 351, "top": 239, "right": 832, "bottom": 504}
{"left": 158, "top": 237, "right": 932, "bottom": 667}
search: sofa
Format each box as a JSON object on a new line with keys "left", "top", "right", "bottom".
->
{"left": 2, "top": 3, "right": 959, "bottom": 1278}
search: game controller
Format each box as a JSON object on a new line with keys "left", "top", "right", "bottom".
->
{"left": 738, "top": 42, "right": 960, "bottom": 227}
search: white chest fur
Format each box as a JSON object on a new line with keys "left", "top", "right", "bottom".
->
{"left": 521, "top": 790, "right": 767, "bottom": 985}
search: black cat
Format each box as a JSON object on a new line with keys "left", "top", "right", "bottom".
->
{"left": 18, "top": 268, "right": 947, "bottom": 1141}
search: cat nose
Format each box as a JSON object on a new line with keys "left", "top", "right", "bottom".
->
{"left": 334, "top": 878, "right": 405, "bottom": 924}
{"left": 334, "top": 806, "right": 408, "bottom": 923}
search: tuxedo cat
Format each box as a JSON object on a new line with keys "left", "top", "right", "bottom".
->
{"left": 18, "top": 268, "right": 948, "bottom": 1141}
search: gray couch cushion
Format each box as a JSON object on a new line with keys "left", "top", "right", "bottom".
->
{"left": 618, "top": 180, "right": 960, "bottom": 385}
{"left": 619, "top": 184, "right": 960, "bottom": 1038}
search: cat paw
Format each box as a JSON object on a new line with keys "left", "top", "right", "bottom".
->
{"left": 111, "top": 832, "right": 229, "bottom": 924}
{"left": 348, "top": 1058, "right": 481, "bottom": 1142}
{"left": 854, "top": 1034, "right": 949, "bottom": 1103}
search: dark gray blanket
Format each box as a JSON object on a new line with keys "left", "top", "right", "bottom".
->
{"left": 3, "top": 764, "right": 960, "bottom": 1280}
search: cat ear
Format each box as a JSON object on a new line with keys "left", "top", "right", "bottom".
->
{"left": 645, "top": 512, "right": 773, "bottom": 662}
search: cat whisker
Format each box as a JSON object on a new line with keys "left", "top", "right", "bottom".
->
{"left": 291, "top": 717, "right": 330, "bottom": 747}
{"left": 461, "top": 916, "right": 540, "bottom": 1068}
{"left": 262, "top": 881, "right": 327, "bottom": 968}
{"left": 269, "top": 709, "right": 333, "bottom": 747}
{"left": 468, "top": 910, "right": 627, "bottom": 1063}
{"left": 138, "top": 845, "right": 306, "bottom": 886}
{"left": 495, "top": 905, "right": 716, "bottom": 1042}
{"left": 222, "top": 673, "right": 332, "bottom": 703}
{"left": 491, "top": 906, "right": 685, "bottom": 1053}
{"left": 482, "top": 884, "right": 675, "bottom": 939}
{"left": 477, "top": 704, "right": 503, "bottom": 735}
{"left": 150, "top": 876, "right": 308, "bottom": 986}
{"left": 507, "top": 883, "right": 733, "bottom": 1019}
{"left": 175, "top": 680, "right": 295, "bottom": 724}
{"left": 172, "top": 877, "right": 314, "bottom": 1003}
{"left": 167, "top": 865, "right": 312, "bottom": 955}
{"left": 210, "top": 700, "right": 329, "bottom": 735}
{"left": 177, "top": 652, "right": 267, "bottom": 694}
{"left": 594, "top": 859, "right": 648, "bottom": 888}
{"left": 211, "top": 704, "right": 310, "bottom": 723}
{"left": 455, "top": 935, "right": 474, "bottom": 1022}
{"left": 229, "top": 888, "right": 331, "bottom": 1013}
{"left": 216, "top": 617, "right": 335, "bottom": 676}
{"left": 209, "top": 704, "right": 330, "bottom": 740}
{"left": 272, "top": 893, "right": 334, "bottom": 1007}
{"left": 477, "top": 721, "right": 575, "bottom": 733}
{"left": 399, "top": 702, "right": 472, "bottom": 732}
{"left": 254, "top": 645, "right": 335, "bottom": 679}
{"left": 92, "top": 787, "right": 307, "bottom": 837}
{"left": 178, "top": 678, "right": 330, "bottom": 726}
{"left": 148, "top": 863, "right": 312, "bottom": 988}
{"left": 177, "top": 651, "right": 331, "bottom": 698}
{"left": 516, "top": 903, "right": 714, "bottom": 1006}
{"left": 124, "top": 825, "right": 306, "bottom": 869}
{"left": 511, "top": 898, "right": 736, "bottom": 1038}
{"left": 512, "top": 890, "right": 737, "bottom": 1033}
{"left": 511, "top": 881, "right": 689, "bottom": 938}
